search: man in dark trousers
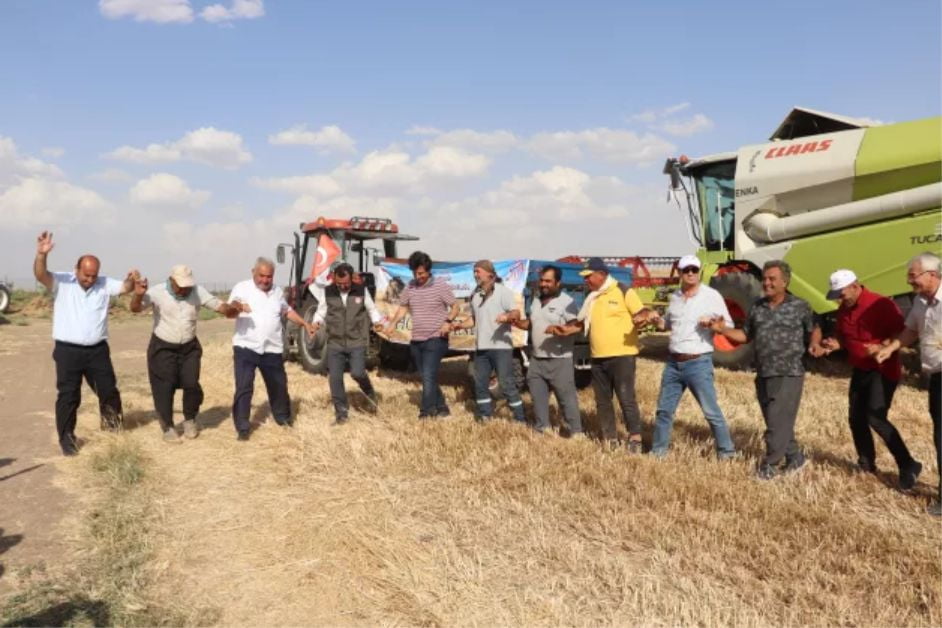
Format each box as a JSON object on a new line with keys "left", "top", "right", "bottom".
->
{"left": 130, "top": 264, "right": 236, "bottom": 442}
{"left": 811, "top": 269, "right": 923, "bottom": 490}
{"left": 33, "top": 230, "right": 137, "bottom": 455}
{"left": 312, "top": 263, "right": 386, "bottom": 425}
{"left": 711, "top": 260, "right": 814, "bottom": 478}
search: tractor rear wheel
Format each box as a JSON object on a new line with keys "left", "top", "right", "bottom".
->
{"left": 0, "top": 285, "right": 10, "bottom": 314}
{"left": 709, "top": 271, "right": 761, "bottom": 371}
{"left": 298, "top": 300, "right": 328, "bottom": 375}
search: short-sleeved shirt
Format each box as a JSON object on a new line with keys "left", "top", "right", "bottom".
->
{"left": 228, "top": 279, "right": 292, "bottom": 354}
{"left": 743, "top": 293, "right": 814, "bottom": 377}
{"left": 587, "top": 282, "right": 645, "bottom": 358}
{"left": 904, "top": 284, "right": 942, "bottom": 374}
{"left": 528, "top": 291, "right": 579, "bottom": 358}
{"left": 664, "top": 284, "right": 732, "bottom": 355}
{"left": 140, "top": 282, "right": 221, "bottom": 344}
{"left": 400, "top": 277, "right": 456, "bottom": 342}
{"left": 836, "top": 287, "right": 904, "bottom": 381}
{"left": 51, "top": 272, "right": 124, "bottom": 345}
{"left": 470, "top": 282, "right": 517, "bottom": 350}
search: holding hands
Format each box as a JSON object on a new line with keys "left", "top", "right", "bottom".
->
{"left": 134, "top": 276, "right": 149, "bottom": 296}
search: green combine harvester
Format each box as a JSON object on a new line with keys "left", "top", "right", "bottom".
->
{"left": 663, "top": 107, "right": 942, "bottom": 369}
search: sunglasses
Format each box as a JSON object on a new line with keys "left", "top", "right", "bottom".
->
{"left": 680, "top": 267, "right": 700, "bottom": 274}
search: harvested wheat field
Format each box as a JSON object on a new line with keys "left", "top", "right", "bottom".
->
{"left": 3, "top": 332, "right": 940, "bottom": 626}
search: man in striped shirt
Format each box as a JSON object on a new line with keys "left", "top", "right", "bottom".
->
{"left": 385, "top": 251, "right": 460, "bottom": 419}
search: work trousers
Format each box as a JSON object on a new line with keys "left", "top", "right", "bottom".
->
{"left": 232, "top": 346, "right": 291, "bottom": 433}
{"left": 527, "top": 356, "right": 582, "bottom": 434}
{"left": 472, "top": 349, "right": 525, "bottom": 422}
{"left": 53, "top": 340, "right": 123, "bottom": 447}
{"left": 409, "top": 337, "right": 449, "bottom": 417}
{"left": 591, "top": 354, "right": 642, "bottom": 441}
{"left": 848, "top": 368, "right": 915, "bottom": 470}
{"left": 327, "top": 345, "right": 374, "bottom": 420}
{"left": 755, "top": 375, "right": 804, "bottom": 467}
{"left": 147, "top": 334, "right": 203, "bottom": 431}
{"left": 930, "top": 372, "right": 941, "bottom": 500}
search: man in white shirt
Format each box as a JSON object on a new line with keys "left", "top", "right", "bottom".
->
{"left": 645, "top": 255, "right": 737, "bottom": 459}
{"left": 32, "top": 230, "right": 136, "bottom": 456}
{"left": 130, "top": 265, "right": 237, "bottom": 442}
{"left": 311, "top": 263, "right": 385, "bottom": 424}
{"left": 876, "top": 252, "right": 942, "bottom": 516}
{"left": 228, "top": 257, "right": 316, "bottom": 440}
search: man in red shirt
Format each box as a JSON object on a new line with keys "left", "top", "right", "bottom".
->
{"left": 811, "top": 269, "right": 922, "bottom": 489}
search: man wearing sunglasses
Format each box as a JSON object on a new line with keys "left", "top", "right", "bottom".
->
{"left": 645, "top": 255, "right": 737, "bottom": 459}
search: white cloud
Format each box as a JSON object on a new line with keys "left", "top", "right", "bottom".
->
{"left": 527, "top": 128, "right": 675, "bottom": 164}
{"left": 99, "top": 0, "right": 195, "bottom": 23}
{"left": 628, "top": 102, "right": 690, "bottom": 123}
{"left": 0, "top": 137, "right": 63, "bottom": 184}
{"left": 200, "top": 0, "right": 265, "bottom": 23}
{"left": 41, "top": 147, "right": 65, "bottom": 159}
{"left": 409, "top": 127, "right": 519, "bottom": 154}
{"left": 254, "top": 145, "right": 490, "bottom": 197}
{"left": 0, "top": 178, "right": 113, "bottom": 228}
{"left": 269, "top": 124, "right": 356, "bottom": 154}
{"left": 105, "top": 127, "right": 252, "bottom": 169}
{"left": 130, "top": 173, "right": 210, "bottom": 209}
{"left": 659, "top": 113, "right": 715, "bottom": 137}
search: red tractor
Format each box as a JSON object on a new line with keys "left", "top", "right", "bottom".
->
{"left": 276, "top": 216, "right": 418, "bottom": 374}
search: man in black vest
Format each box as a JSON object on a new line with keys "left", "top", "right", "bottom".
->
{"left": 312, "top": 263, "right": 385, "bottom": 424}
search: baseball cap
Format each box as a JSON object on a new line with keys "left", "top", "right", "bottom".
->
{"left": 678, "top": 255, "right": 702, "bottom": 271}
{"left": 170, "top": 264, "right": 195, "bottom": 288}
{"left": 579, "top": 257, "right": 609, "bottom": 277}
{"left": 826, "top": 269, "right": 857, "bottom": 299}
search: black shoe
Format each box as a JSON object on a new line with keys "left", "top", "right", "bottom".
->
{"left": 364, "top": 393, "right": 378, "bottom": 413}
{"left": 784, "top": 452, "right": 807, "bottom": 473}
{"left": 626, "top": 439, "right": 643, "bottom": 455}
{"left": 417, "top": 413, "right": 433, "bottom": 420}
{"left": 60, "top": 440, "right": 78, "bottom": 456}
{"left": 333, "top": 415, "right": 348, "bottom": 426}
{"left": 437, "top": 407, "right": 451, "bottom": 418}
{"left": 274, "top": 419, "right": 293, "bottom": 428}
{"left": 899, "top": 461, "right": 923, "bottom": 490}
{"left": 756, "top": 464, "right": 778, "bottom": 480}
{"left": 237, "top": 430, "right": 250, "bottom": 441}
{"left": 856, "top": 458, "right": 877, "bottom": 474}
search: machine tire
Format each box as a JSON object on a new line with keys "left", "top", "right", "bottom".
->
{"left": 298, "top": 299, "right": 328, "bottom": 375}
{"left": 467, "top": 351, "right": 527, "bottom": 400}
{"left": 709, "top": 271, "right": 761, "bottom": 371}
{"left": 377, "top": 337, "right": 413, "bottom": 372}
{"left": 0, "top": 285, "right": 10, "bottom": 314}
{"left": 574, "top": 369, "right": 593, "bottom": 390}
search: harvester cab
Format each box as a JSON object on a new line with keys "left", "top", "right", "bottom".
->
{"left": 277, "top": 216, "right": 419, "bottom": 374}
{"left": 664, "top": 107, "right": 942, "bottom": 369}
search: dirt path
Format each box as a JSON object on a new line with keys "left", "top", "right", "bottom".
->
{"left": 0, "top": 317, "right": 232, "bottom": 592}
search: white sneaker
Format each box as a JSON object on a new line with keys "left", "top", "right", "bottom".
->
{"left": 182, "top": 420, "right": 199, "bottom": 439}
{"left": 163, "top": 427, "right": 181, "bottom": 443}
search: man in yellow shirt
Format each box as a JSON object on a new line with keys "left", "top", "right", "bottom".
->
{"left": 557, "top": 258, "right": 651, "bottom": 451}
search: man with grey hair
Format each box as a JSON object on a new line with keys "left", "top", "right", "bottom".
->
{"left": 227, "top": 257, "right": 317, "bottom": 441}
{"left": 711, "top": 260, "right": 814, "bottom": 478}
{"left": 876, "top": 252, "right": 942, "bottom": 516}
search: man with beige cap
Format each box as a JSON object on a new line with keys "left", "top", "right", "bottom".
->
{"left": 131, "top": 265, "right": 236, "bottom": 442}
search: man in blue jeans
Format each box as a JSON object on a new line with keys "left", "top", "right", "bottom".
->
{"left": 453, "top": 260, "right": 525, "bottom": 423}
{"left": 645, "top": 255, "right": 737, "bottom": 459}
{"left": 384, "top": 251, "right": 460, "bottom": 419}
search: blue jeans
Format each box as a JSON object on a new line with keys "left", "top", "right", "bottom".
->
{"left": 650, "top": 354, "right": 736, "bottom": 458}
{"left": 409, "top": 337, "right": 449, "bottom": 417}
{"left": 473, "top": 349, "right": 525, "bottom": 422}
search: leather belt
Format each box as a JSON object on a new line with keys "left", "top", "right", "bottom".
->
{"left": 670, "top": 352, "right": 707, "bottom": 362}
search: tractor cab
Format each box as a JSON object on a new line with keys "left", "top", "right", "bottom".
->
{"left": 276, "top": 216, "right": 419, "bottom": 373}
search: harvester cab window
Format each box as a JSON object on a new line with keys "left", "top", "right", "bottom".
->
{"left": 695, "top": 162, "right": 736, "bottom": 251}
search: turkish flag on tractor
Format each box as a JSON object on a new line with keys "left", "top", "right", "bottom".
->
{"left": 310, "top": 233, "right": 341, "bottom": 283}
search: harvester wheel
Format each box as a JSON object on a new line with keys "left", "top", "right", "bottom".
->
{"left": 0, "top": 285, "right": 9, "bottom": 314}
{"left": 377, "top": 337, "right": 412, "bottom": 372}
{"left": 709, "top": 271, "right": 761, "bottom": 371}
{"left": 298, "top": 300, "right": 328, "bottom": 375}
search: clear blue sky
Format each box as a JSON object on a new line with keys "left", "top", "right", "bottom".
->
{"left": 1, "top": 0, "right": 939, "bottom": 284}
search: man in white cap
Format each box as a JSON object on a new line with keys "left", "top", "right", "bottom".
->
{"left": 876, "top": 252, "right": 942, "bottom": 515}
{"left": 810, "top": 269, "right": 922, "bottom": 490}
{"left": 130, "top": 265, "right": 238, "bottom": 442}
{"left": 644, "top": 255, "right": 737, "bottom": 459}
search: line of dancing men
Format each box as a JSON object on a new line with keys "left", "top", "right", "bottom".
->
{"left": 33, "top": 230, "right": 942, "bottom": 516}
